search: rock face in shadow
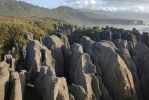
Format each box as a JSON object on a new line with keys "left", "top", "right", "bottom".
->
{"left": 10, "top": 72, "right": 23, "bottom": 100}
{"left": 25, "top": 40, "right": 56, "bottom": 80}
{"left": 133, "top": 46, "right": 149, "bottom": 100}
{"left": 80, "top": 36, "right": 137, "bottom": 100}
{"left": 114, "top": 39, "right": 128, "bottom": 49}
{"left": 70, "top": 43, "right": 112, "bottom": 100}
{"left": 35, "top": 66, "right": 70, "bottom": 100}
{"left": 70, "top": 43, "right": 97, "bottom": 100}
{"left": 0, "top": 61, "right": 10, "bottom": 100}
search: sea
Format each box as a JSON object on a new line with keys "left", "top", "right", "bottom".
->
{"left": 87, "top": 24, "right": 149, "bottom": 34}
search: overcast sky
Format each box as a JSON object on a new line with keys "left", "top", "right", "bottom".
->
{"left": 19, "top": 0, "right": 149, "bottom": 12}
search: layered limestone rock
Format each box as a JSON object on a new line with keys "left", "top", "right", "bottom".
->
{"left": 0, "top": 61, "right": 10, "bottom": 100}
{"left": 25, "top": 40, "right": 56, "bottom": 80}
{"left": 43, "top": 76, "right": 70, "bottom": 100}
{"left": 19, "top": 70, "right": 27, "bottom": 99}
{"left": 42, "top": 35, "right": 64, "bottom": 76}
{"left": 69, "top": 85, "right": 88, "bottom": 100}
{"left": 133, "top": 42, "right": 148, "bottom": 55}
{"left": 114, "top": 39, "right": 128, "bottom": 49}
{"left": 117, "top": 49, "right": 142, "bottom": 100}
{"left": 70, "top": 43, "right": 111, "bottom": 100}
{"left": 10, "top": 72, "right": 22, "bottom": 100}
{"left": 133, "top": 48, "right": 149, "bottom": 100}
{"left": 70, "top": 43, "right": 96, "bottom": 100}
{"left": 80, "top": 36, "right": 137, "bottom": 100}
{"left": 35, "top": 65, "right": 70, "bottom": 100}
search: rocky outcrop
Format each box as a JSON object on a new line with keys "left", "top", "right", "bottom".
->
{"left": 10, "top": 72, "right": 23, "bottom": 100}
{"left": 25, "top": 40, "right": 56, "bottom": 80}
{"left": 43, "top": 76, "right": 69, "bottom": 100}
{"left": 19, "top": 70, "right": 27, "bottom": 99}
{"left": 133, "top": 42, "right": 148, "bottom": 55}
{"left": 0, "top": 61, "right": 10, "bottom": 100}
{"left": 141, "top": 32, "right": 149, "bottom": 47}
{"left": 117, "top": 49, "right": 142, "bottom": 100}
{"left": 1, "top": 30, "right": 149, "bottom": 100}
{"left": 80, "top": 36, "right": 137, "bottom": 100}
{"left": 133, "top": 48, "right": 149, "bottom": 100}
{"left": 42, "top": 35, "right": 64, "bottom": 76}
{"left": 69, "top": 84, "right": 88, "bottom": 100}
{"left": 114, "top": 39, "right": 128, "bottom": 49}
{"left": 70, "top": 43, "right": 96, "bottom": 100}
{"left": 70, "top": 43, "right": 112, "bottom": 100}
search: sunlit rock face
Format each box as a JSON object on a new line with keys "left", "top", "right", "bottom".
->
{"left": 2, "top": 29, "right": 149, "bottom": 100}
{"left": 42, "top": 35, "right": 64, "bottom": 77}
{"left": 80, "top": 36, "right": 138, "bottom": 100}
{"left": 0, "top": 61, "right": 10, "bottom": 100}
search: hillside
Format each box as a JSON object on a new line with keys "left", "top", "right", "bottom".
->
{"left": 82, "top": 9, "right": 148, "bottom": 24}
{"left": 0, "top": 0, "right": 143, "bottom": 25}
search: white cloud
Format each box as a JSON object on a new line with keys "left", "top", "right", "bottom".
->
{"left": 65, "top": 0, "right": 97, "bottom": 8}
{"left": 64, "top": 0, "right": 149, "bottom": 13}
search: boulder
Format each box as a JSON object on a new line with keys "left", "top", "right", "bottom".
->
{"left": 0, "top": 61, "right": 10, "bottom": 100}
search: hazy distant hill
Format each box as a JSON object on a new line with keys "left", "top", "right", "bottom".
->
{"left": 82, "top": 9, "right": 149, "bottom": 24}
{"left": 0, "top": 0, "right": 144, "bottom": 25}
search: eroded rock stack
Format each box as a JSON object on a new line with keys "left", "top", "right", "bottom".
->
{"left": 1, "top": 30, "right": 149, "bottom": 100}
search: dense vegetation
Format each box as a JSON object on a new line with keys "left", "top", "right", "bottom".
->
{"left": 0, "top": 16, "right": 66, "bottom": 54}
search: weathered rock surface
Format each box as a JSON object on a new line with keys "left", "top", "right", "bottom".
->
{"left": 43, "top": 76, "right": 70, "bottom": 100}
{"left": 70, "top": 43, "right": 112, "bottom": 100}
{"left": 19, "top": 70, "right": 27, "bottom": 99}
{"left": 80, "top": 36, "right": 137, "bottom": 100}
{"left": 42, "top": 35, "right": 64, "bottom": 76}
{"left": 1, "top": 31, "right": 149, "bottom": 100}
{"left": 10, "top": 72, "right": 23, "bottom": 100}
{"left": 25, "top": 40, "right": 56, "bottom": 80}
{"left": 133, "top": 48, "right": 149, "bottom": 100}
{"left": 70, "top": 43, "right": 96, "bottom": 100}
{"left": 117, "top": 48, "right": 143, "bottom": 100}
{"left": 0, "top": 61, "right": 10, "bottom": 100}
{"left": 114, "top": 39, "right": 128, "bottom": 49}
{"left": 133, "top": 42, "right": 148, "bottom": 55}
